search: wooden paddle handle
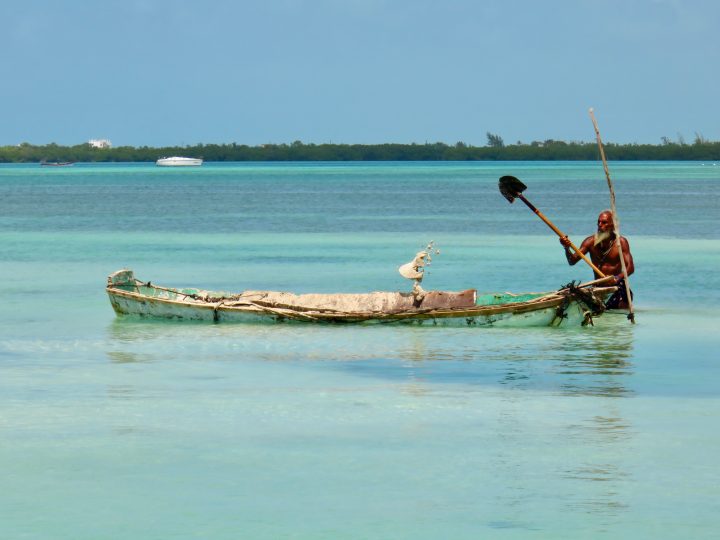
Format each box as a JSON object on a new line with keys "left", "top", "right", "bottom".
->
{"left": 516, "top": 194, "right": 607, "bottom": 277}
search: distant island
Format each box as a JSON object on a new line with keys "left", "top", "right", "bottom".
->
{"left": 2, "top": 133, "right": 719, "bottom": 162}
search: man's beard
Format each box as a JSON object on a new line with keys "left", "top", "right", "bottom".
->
{"left": 593, "top": 230, "right": 613, "bottom": 246}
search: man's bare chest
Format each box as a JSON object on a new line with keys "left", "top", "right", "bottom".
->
{"left": 591, "top": 241, "right": 618, "bottom": 263}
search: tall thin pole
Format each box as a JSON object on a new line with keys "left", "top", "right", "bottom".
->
{"left": 588, "top": 108, "right": 635, "bottom": 323}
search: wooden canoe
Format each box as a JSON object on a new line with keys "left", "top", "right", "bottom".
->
{"left": 106, "top": 269, "right": 616, "bottom": 327}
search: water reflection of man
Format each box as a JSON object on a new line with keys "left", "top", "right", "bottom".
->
{"left": 559, "top": 210, "right": 635, "bottom": 309}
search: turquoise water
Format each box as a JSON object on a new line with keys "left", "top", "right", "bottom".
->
{"left": 1, "top": 162, "right": 719, "bottom": 538}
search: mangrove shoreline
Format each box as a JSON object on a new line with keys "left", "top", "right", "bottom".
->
{"left": 3, "top": 139, "right": 720, "bottom": 163}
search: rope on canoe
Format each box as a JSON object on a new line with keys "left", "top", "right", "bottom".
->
{"left": 135, "top": 280, "right": 246, "bottom": 303}
{"left": 553, "top": 281, "right": 608, "bottom": 326}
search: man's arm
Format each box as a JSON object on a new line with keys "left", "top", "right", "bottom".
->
{"left": 559, "top": 235, "right": 591, "bottom": 266}
{"left": 620, "top": 237, "right": 634, "bottom": 277}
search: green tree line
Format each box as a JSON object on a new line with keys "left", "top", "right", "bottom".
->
{"left": 2, "top": 138, "right": 719, "bottom": 163}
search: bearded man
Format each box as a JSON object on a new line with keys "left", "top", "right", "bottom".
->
{"left": 559, "top": 210, "right": 635, "bottom": 309}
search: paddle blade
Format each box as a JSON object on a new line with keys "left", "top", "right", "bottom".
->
{"left": 499, "top": 175, "right": 527, "bottom": 203}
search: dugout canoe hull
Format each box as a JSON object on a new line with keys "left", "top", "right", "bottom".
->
{"left": 106, "top": 269, "right": 615, "bottom": 327}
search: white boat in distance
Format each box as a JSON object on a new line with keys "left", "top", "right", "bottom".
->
{"left": 156, "top": 156, "right": 203, "bottom": 167}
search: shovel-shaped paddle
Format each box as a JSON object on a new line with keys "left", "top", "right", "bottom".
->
{"left": 498, "top": 175, "right": 606, "bottom": 278}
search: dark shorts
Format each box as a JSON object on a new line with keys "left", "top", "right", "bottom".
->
{"left": 605, "top": 278, "right": 633, "bottom": 309}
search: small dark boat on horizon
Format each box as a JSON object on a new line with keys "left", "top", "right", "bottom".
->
{"left": 40, "top": 160, "right": 75, "bottom": 167}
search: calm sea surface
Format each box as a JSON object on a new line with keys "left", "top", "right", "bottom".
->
{"left": 1, "top": 161, "right": 719, "bottom": 539}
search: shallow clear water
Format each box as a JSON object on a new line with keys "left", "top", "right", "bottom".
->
{"left": 1, "top": 161, "right": 719, "bottom": 538}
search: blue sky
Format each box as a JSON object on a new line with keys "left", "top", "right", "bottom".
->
{"left": 3, "top": 0, "right": 718, "bottom": 146}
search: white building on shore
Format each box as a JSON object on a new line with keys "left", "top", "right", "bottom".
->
{"left": 88, "top": 139, "right": 112, "bottom": 148}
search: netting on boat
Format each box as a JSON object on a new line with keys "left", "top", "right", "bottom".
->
{"left": 553, "top": 281, "right": 609, "bottom": 326}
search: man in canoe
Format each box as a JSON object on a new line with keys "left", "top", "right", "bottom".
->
{"left": 559, "top": 210, "right": 635, "bottom": 309}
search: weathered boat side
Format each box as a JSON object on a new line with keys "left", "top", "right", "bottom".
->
{"left": 106, "top": 269, "right": 615, "bottom": 327}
